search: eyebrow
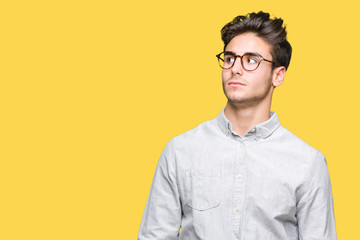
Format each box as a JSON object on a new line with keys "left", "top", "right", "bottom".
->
{"left": 224, "top": 51, "right": 236, "bottom": 55}
{"left": 224, "top": 51, "right": 262, "bottom": 57}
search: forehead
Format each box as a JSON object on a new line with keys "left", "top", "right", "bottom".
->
{"left": 225, "top": 33, "right": 272, "bottom": 58}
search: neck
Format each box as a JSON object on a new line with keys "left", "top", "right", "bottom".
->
{"left": 224, "top": 99, "right": 272, "bottom": 137}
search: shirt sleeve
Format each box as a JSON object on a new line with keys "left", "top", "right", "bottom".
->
{"left": 138, "top": 138, "right": 182, "bottom": 240}
{"left": 296, "top": 150, "right": 337, "bottom": 240}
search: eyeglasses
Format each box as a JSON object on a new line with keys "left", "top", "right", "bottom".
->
{"left": 216, "top": 51, "right": 274, "bottom": 71}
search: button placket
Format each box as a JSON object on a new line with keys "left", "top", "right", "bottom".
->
{"left": 232, "top": 140, "right": 246, "bottom": 237}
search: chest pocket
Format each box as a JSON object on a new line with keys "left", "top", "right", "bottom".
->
{"left": 185, "top": 169, "right": 221, "bottom": 211}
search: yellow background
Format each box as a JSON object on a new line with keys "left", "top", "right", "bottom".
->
{"left": 0, "top": 0, "right": 358, "bottom": 239}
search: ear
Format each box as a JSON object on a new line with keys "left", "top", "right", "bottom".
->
{"left": 272, "top": 66, "right": 286, "bottom": 87}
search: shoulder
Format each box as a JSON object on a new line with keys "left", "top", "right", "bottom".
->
{"left": 163, "top": 117, "right": 219, "bottom": 152}
{"left": 273, "top": 125, "right": 328, "bottom": 175}
{"left": 175, "top": 117, "right": 217, "bottom": 142}
{"left": 275, "top": 125, "right": 320, "bottom": 157}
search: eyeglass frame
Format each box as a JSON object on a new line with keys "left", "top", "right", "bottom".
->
{"left": 216, "top": 51, "right": 276, "bottom": 71}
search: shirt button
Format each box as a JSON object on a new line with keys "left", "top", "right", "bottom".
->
{"left": 236, "top": 174, "right": 242, "bottom": 180}
{"left": 257, "top": 133, "right": 262, "bottom": 138}
{"left": 235, "top": 207, "right": 240, "bottom": 212}
{"left": 250, "top": 128, "right": 256, "bottom": 133}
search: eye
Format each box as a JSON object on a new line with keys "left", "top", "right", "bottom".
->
{"left": 224, "top": 55, "right": 235, "bottom": 63}
{"left": 247, "top": 57, "right": 258, "bottom": 64}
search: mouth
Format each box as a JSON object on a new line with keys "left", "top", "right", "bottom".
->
{"left": 228, "top": 81, "right": 245, "bottom": 86}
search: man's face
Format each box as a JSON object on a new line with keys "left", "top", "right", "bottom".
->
{"left": 222, "top": 32, "right": 275, "bottom": 107}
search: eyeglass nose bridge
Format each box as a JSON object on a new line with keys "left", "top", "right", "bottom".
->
{"left": 231, "top": 55, "right": 246, "bottom": 70}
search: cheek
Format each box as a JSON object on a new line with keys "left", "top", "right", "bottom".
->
{"left": 255, "top": 70, "right": 272, "bottom": 84}
{"left": 222, "top": 70, "right": 231, "bottom": 81}
{"left": 248, "top": 74, "right": 272, "bottom": 92}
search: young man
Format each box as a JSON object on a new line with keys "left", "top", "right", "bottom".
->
{"left": 138, "top": 11, "right": 337, "bottom": 240}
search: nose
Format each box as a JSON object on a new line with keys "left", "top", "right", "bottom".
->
{"left": 231, "top": 56, "right": 244, "bottom": 75}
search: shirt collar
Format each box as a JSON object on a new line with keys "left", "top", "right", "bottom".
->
{"left": 216, "top": 107, "right": 281, "bottom": 139}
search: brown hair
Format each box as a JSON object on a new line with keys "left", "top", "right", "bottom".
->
{"left": 221, "top": 11, "right": 292, "bottom": 70}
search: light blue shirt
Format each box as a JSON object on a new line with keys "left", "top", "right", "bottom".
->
{"left": 138, "top": 108, "right": 337, "bottom": 240}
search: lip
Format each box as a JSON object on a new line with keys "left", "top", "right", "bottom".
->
{"left": 228, "top": 81, "right": 245, "bottom": 86}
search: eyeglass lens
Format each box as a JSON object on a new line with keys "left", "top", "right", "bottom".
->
{"left": 218, "top": 52, "right": 261, "bottom": 71}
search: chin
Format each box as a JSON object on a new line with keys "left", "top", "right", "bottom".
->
{"left": 226, "top": 91, "right": 245, "bottom": 100}
{"left": 226, "top": 95, "right": 247, "bottom": 104}
{"left": 228, "top": 98, "right": 248, "bottom": 104}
